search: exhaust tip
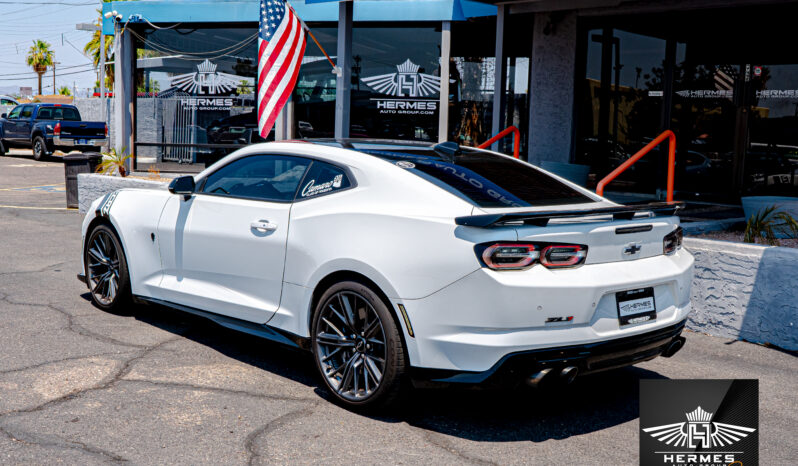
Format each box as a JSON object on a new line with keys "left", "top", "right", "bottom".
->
{"left": 662, "top": 337, "right": 685, "bottom": 358}
{"left": 560, "top": 366, "right": 578, "bottom": 384}
{"left": 526, "top": 368, "right": 552, "bottom": 388}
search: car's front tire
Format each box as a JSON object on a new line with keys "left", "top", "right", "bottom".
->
{"left": 84, "top": 224, "right": 132, "bottom": 313}
{"left": 311, "top": 280, "right": 406, "bottom": 410}
{"left": 32, "top": 136, "right": 47, "bottom": 161}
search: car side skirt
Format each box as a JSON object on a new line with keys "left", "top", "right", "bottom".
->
{"left": 135, "top": 296, "right": 310, "bottom": 350}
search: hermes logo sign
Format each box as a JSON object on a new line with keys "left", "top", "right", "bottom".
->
{"left": 170, "top": 59, "right": 239, "bottom": 95}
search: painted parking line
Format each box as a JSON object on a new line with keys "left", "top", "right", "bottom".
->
{"left": 0, "top": 184, "right": 66, "bottom": 192}
{"left": 0, "top": 204, "right": 69, "bottom": 210}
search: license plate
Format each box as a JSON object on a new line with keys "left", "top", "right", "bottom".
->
{"left": 77, "top": 139, "right": 92, "bottom": 145}
{"left": 616, "top": 287, "right": 656, "bottom": 325}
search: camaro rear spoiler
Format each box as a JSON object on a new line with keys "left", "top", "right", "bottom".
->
{"left": 455, "top": 202, "right": 684, "bottom": 227}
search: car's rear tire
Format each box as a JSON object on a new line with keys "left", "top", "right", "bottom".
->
{"left": 0, "top": 140, "right": 5, "bottom": 157}
{"left": 32, "top": 136, "right": 47, "bottom": 161}
{"left": 84, "top": 224, "right": 132, "bottom": 313}
{"left": 311, "top": 280, "right": 406, "bottom": 410}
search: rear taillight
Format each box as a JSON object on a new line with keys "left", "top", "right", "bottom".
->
{"left": 481, "top": 243, "right": 538, "bottom": 270}
{"left": 540, "top": 245, "right": 587, "bottom": 268}
{"left": 53, "top": 122, "right": 61, "bottom": 136}
{"left": 663, "top": 226, "right": 683, "bottom": 255}
{"left": 478, "top": 242, "right": 587, "bottom": 270}
{"left": 104, "top": 124, "right": 108, "bottom": 137}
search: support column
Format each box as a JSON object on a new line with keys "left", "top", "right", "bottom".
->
{"left": 438, "top": 21, "right": 451, "bottom": 143}
{"left": 528, "top": 11, "right": 577, "bottom": 165}
{"left": 491, "top": 5, "right": 507, "bottom": 150}
{"left": 113, "top": 21, "right": 133, "bottom": 169}
{"left": 275, "top": 98, "right": 295, "bottom": 140}
{"left": 334, "top": 0, "right": 353, "bottom": 139}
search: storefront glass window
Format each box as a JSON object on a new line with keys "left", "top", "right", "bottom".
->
{"left": 576, "top": 28, "right": 666, "bottom": 197}
{"left": 133, "top": 25, "right": 261, "bottom": 168}
{"left": 450, "top": 19, "right": 495, "bottom": 148}
{"left": 746, "top": 64, "right": 798, "bottom": 196}
{"left": 294, "top": 26, "right": 336, "bottom": 138}
{"left": 351, "top": 25, "right": 442, "bottom": 141}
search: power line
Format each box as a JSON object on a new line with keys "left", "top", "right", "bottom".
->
{"left": 0, "top": 63, "right": 94, "bottom": 77}
{"left": 0, "top": 67, "right": 94, "bottom": 81}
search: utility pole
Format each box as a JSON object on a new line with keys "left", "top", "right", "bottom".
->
{"left": 76, "top": 22, "right": 104, "bottom": 118}
{"left": 52, "top": 61, "right": 60, "bottom": 94}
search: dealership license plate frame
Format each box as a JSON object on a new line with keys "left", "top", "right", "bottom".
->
{"left": 616, "top": 287, "right": 656, "bottom": 325}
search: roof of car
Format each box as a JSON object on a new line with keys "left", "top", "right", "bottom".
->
{"left": 303, "top": 138, "right": 436, "bottom": 150}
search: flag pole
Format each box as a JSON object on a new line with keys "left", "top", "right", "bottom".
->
{"left": 296, "top": 15, "right": 337, "bottom": 73}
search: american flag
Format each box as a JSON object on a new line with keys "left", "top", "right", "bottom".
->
{"left": 258, "top": 0, "right": 306, "bottom": 138}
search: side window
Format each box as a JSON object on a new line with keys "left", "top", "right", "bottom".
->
{"left": 1, "top": 99, "right": 14, "bottom": 105}
{"left": 19, "top": 106, "right": 33, "bottom": 119}
{"left": 7, "top": 106, "right": 21, "bottom": 119}
{"left": 200, "top": 155, "right": 310, "bottom": 202}
{"left": 297, "top": 161, "right": 352, "bottom": 199}
{"left": 37, "top": 108, "right": 52, "bottom": 119}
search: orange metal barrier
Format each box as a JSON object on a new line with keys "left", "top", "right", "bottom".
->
{"left": 596, "top": 130, "right": 676, "bottom": 203}
{"left": 478, "top": 126, "right": 520, "bottom": 159}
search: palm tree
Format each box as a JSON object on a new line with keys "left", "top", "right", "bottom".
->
{"left": 84, "top": 1, "right": 118, "bottom": 90}
{"left": 26, "top": 40, "right": 54, "bottom": 96}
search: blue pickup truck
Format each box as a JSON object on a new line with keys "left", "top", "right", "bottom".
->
{"left": 0, "top": 103, "right": 106, "bottom": 160}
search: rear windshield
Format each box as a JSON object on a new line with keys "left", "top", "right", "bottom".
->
{"left": 37, "top": 107, "right": 80, "bottom": 121}
{"left": 352, "top": 143, "right": 596, "bottom": 208}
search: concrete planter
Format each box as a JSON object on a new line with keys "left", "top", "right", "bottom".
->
{"left": 77, "top": 173, "right": 170, "bottom": 213}
{"left": 685, "top": 237, "right": 798, "bottom": 351}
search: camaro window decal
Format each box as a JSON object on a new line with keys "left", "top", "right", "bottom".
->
{"left": 301, "top": 174, "right": 344, "bottom": 197}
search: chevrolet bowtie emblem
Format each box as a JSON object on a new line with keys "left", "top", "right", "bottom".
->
{"left": 623, "top": 243, "right": 642, "bottom": 255}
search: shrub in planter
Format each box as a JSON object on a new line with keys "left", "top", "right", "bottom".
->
{"left": 96, "top": 147, "right": 131, "bottom": 177}
{"left": 744, "top": 205, "right": 798, "bottom": 246}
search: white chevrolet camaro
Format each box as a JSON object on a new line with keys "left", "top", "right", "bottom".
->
{"left": 79, "top": 140, "right": 693, "bottom": 409}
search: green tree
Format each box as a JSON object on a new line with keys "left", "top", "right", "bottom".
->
{"left": 84, "top": 2, "right": 116, "bottom": 89}
{"left": 57, "top": 86, "right": 72, "bottom": 96}
{"left": 26, "top": 39, "right": 54, "bottom": 96}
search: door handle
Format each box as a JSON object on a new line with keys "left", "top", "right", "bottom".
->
{"left": 251, "top": 220, "right": 278, "bottom": 232}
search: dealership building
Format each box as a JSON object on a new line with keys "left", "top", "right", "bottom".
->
{"left": 103, "top": 0, "right": 797, "bottom": 204}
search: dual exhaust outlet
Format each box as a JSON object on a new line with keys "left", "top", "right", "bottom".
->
{"left": 526, "top": 337, "right": 686, "bottom": 388}
{"left": 526, "top": 366, "right": 578, "bottom": 388}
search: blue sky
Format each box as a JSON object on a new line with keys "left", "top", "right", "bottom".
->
{"left": 0, "top": 1, "right": 101, "bottom": 96}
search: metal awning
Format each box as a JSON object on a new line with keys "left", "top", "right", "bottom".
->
{"left": 102, "top": 0, "right": 496, "bottom": 35}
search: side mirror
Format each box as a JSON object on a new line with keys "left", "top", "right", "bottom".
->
{"left": 168, "top": 176, "right": 195, "bottom": 199}
{"left": 1, "top": 113, "right": 6, "bottom": 119}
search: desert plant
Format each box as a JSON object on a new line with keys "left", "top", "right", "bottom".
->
{"left": 776, "top": 211, "right": 798, "bottom": 238}
{"left": 57, "top": 86, "right": 71, "bottom": 96}
{"left": 743, "top": 205, "right": 798, "bottom": 245}
{"left": 96, "top": 147, "right": 131, "bottom": 177}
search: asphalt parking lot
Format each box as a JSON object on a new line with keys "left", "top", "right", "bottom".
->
{"left": 0, "top": 153, "right": 796, "bottom": 465}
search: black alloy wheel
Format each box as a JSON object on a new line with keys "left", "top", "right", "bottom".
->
{"left": 312, "top": 280, "right": 406, "bottom": 409}
{"left": 84, "top": 224, "right": 131, "bottom": 312}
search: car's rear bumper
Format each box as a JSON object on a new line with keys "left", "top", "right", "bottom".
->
{"left": 410, "top": 318, "right": 687, "bottom": 385}
{"left": 53, "top": 136, "right": 105, "bottom": 148}
{"left": 397, "top": 249, "right": 694, "bottom": 373}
